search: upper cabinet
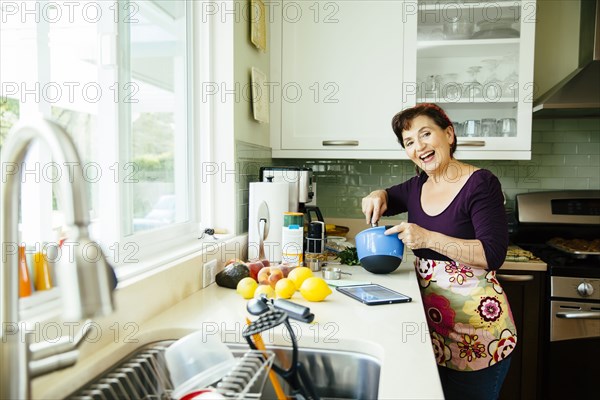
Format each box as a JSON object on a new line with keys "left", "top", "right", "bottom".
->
{"left": 269, "top": 0, "right": 536, "bottom": 160}
{"left": 409, "top": 0, "right": 536, "bottom": 160}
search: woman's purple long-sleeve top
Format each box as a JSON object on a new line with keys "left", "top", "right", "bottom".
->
{"left": 383, "top": 169, "right": 508, "bottom": 270}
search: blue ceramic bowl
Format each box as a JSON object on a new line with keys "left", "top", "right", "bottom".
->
{"left": 355, "top": 226, "right": 404, "bottom": 274}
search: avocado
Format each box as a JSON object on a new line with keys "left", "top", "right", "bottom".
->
{"left": 215, "top": 262, "right": 250, "bottom": 289}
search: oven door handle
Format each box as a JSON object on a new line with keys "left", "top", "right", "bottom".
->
{"left": 497, "top": 274, "right": 535, "bottom": 282}
{"left": 556, "top": 311, "right": 600, "bottom": 319}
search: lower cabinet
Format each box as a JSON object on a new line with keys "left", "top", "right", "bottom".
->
{"left": 497, "top": 270, "right": 545, "bottom": 400}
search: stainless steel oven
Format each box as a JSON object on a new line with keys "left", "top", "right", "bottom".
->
{"left": 512, "top": 191, "right": 600, "bottom": 400}
{"left": 550, "top": 277, "right": 600, "bottom": 342}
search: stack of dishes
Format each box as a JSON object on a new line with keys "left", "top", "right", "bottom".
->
{"left": 473, "top": 18, "right": 520, "bottom": 39}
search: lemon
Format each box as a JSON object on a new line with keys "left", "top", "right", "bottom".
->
{"left": 254, "top": 284, "right": 276, "bottom": 299}
{"left": 275, "top": 278, "right": 296, "bottom": 299}
{"left": 299, "top": 277, "right": 332, "bottom": 302}
{"left": 287, "top": 267, "right": 313, "bottom": 290}
{"left": 236, "top": 277, "right": 258, "bottom": 299}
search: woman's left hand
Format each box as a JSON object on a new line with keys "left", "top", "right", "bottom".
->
{"left": 385, "top": 222, "right": 430, "bottom": 250}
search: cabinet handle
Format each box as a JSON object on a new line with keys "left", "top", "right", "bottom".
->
{"left": 457, "top": 140, "right": 486, "bottom": 147}
{"left": 322, "top": 140, "right": 359, "bottom": 146}
{"left": 556, "top": 311, "right": 600, "bottom": 320}
{"left": 497, "top": 274, "right": 534, "bottom": 282}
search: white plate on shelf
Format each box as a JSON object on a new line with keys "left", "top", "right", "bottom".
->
{"left": 472, "top": 28, "right": 520, "bottom": 39}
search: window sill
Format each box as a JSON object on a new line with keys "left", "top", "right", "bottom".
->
{"left": 19, "top": 234, "right": 246, "bottom": 326}
{"left": 114, "top": 233, "right": 236, "bottom": 284}
{"left": 19, "top": 288, "right": 62, "bottom": 323}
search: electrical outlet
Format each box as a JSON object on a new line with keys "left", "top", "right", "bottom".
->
{"left": 203, "top": 259, "right": 218, "bottom": 288}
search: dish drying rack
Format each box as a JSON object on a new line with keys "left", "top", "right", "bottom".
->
{"left": 69, "top": 340, "right": 275, "bottom": 400}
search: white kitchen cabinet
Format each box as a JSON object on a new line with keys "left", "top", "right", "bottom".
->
{"left": 269, "top": 0, "right": 536, "bottom": 160}
{"left": 405, "top": 0, "right": 537, "bottom": 160}
{"left": 269, "top": 0, "right": 413, "bottom": 159}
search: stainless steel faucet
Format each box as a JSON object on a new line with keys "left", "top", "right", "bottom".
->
{"left": 1, "top": 118, "right": 115, "bottom": 399}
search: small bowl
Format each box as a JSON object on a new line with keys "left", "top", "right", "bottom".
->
{"left": 355, "top": 226, "right": 404, "bottom": 274}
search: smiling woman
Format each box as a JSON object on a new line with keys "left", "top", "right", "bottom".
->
{"left": 0, "top": 0, "right": 202, "bottom": 278}
{"left": 362, "top": 103, "right": 515, "bottom": 400}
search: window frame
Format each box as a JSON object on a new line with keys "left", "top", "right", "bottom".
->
{"left": 6, "top": 0, "right": 234, "bottom": 319}
{"left": 104, "top": 0, "right": 202, "bottom": 275}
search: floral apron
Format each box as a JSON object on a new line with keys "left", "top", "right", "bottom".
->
{"left": 415, "top": 257, "right": 517, "bottom": 371}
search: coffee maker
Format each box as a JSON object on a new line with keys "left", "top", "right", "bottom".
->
{"left": 247, "top": 181, "right": 289, "bottom": 262}
{"left": 259, "top": 166, "right": 324, "bottom": 223}
{"left": 246, "top": 167, "right": 324, "bottom": 262}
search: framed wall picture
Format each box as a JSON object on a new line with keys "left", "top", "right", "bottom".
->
{"left": 250, "top": 0, "right": 267, "bottom": 51}
{"left": 251, "top": 67, "right": 269, "bottom": 123}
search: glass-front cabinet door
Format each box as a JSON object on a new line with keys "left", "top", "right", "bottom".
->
{"left": 406, "top": 0, "right": 536, "bottom": 159}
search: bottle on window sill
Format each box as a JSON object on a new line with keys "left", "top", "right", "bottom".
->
{"left": 18, "top": 245, "right": 32, "bottom": 297}
{"left": 33, "top": 251, "right": 53, "bottom": 291}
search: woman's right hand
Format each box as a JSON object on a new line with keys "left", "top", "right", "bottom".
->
{"left": 361, "top": 190, "right": 388, "bottom": 225}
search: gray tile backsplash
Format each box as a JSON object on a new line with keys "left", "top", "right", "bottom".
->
{"left": 236, "top": 141, "right": 271, "bottom": 234}
{"left": 236, "top": 118, "right": 599, "bottom": 227}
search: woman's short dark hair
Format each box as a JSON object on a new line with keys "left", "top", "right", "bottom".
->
{"left": 391, "top": 103, "right": 457, "bottom": 157}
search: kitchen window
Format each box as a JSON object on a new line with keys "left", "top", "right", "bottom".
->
{"left": 0, "top": 0, "right": 207, "bottom": 285}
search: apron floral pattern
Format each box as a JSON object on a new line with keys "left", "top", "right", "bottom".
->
{"left": 415, "top": 257, "right": 517, "bottom": 371}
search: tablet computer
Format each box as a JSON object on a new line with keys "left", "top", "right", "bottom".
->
{"left": 336, "top": 284, "right": 412, "bottom": 305}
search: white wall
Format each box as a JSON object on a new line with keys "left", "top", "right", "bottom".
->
{"left": 234, "top": 0, "right": 271, "bottom": 147}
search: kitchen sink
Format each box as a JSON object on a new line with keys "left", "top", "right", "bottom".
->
{"left": 67, "top": 340, "right": 380, "bottom": 399}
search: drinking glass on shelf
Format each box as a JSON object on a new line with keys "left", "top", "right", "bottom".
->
{"left": 481, "top": 59, "right": 501, "bottom": 99}
{"left": 423, "top": 74, "right": 441, "bottom": 101}
{"left": 463, "top": 66, "right": 482, "bottom": 99}
{"left": 481, "top": 118, "right": 498, "bottom": 137}
{"left": 452, "top": 121, "right": 464, "bottom": 137}
{"left": 463, "top": 119, "right": 481, "bottom": 137}
{"left": 440, "top": 73, "right": 461, "bottom": 101}
{"left": 498, "top": 118, "right": 517, "bottom": 137}
{"left": 500, "top": 53, "right": 519, "bottom": 98}
{"left": 502, "top": 72, "right": 519, "bottom": 99}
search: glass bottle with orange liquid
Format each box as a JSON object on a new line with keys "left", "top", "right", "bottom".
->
{"left": 18, "top": 245, "right": 32, "bottom": 297}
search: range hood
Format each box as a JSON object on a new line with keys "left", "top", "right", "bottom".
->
{"left": 533, "top": 0, "right": 600, "bottom": 118}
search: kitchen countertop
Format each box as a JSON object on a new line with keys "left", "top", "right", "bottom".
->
{"left": 144, "top": 259, "right": 444, "bottom": 399}
{"left": 35, "top": 246, "right": 544, "bottom": 400}
{"left": 36, "top": 253, "right": 445, "bottom": 400}
{"left": 500, "top": 259, "right": 547, "bottom": 271}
